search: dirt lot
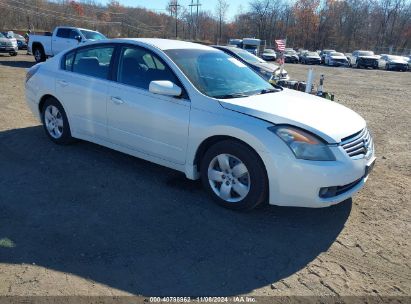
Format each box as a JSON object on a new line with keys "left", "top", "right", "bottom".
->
{"left": 0, "top": 52, "right": 410, "bottom": 298}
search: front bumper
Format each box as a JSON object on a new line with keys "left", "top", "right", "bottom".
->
{"left": 358, "top": 59, "right": 378, "bottom": 68}
{"left": 305, "top": 59, "right": 321, "bottom": 64}
{"left": 329, "top": 60, "right": 349, "bottom": 67}
{"left": 388, "top": 63, "right": 408, "bottom": 71}
{"left": 0, "top": 46, "right": 18, "bottom": 53}
{"left": 260, "top": 136, "right": 375, "bottom": 208}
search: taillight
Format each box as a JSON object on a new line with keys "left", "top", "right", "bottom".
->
{"left": 26, "top": 64, "right": 40, "bottom": 83}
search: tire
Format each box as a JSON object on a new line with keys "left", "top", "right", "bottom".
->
{"left": 33, "top": 46, "right": 46, "bottom": 63}
{"left": 200, "top": 139, "right": 268, "bottom": 210}
{"left": 9, "top": 52, "right": 18, "bottom": 56}
{"left": 41, "top": 97, "right": 74, "bottom": 145}
{"left": 385, "top": 64, "right": 389, "bottom": 71}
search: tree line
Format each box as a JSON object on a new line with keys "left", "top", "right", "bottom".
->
{"left": 0, "top": 0, "right": 410, "bottom": 54}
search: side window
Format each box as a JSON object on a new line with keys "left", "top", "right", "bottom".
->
{"left": 72, "top": 46, "right": 114, "bottom": 79}
{"left": 56, "top": 28, "right": 70, "bottom": 38}
{"left": 117, "top": 46, "right": 180, "bottom": 91}
{"left": 69, "top": 30, "right": 80, "bottom": 40}
{"left": 62, "top": 51, "right": 75, "bottom": 71}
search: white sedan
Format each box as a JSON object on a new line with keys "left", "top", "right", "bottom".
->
{"left": 25, "top": 38, "right": 376, "bottom": 210}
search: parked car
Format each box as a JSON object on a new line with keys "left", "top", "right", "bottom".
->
{"left": 350, "top": 50, "right": 379, "bottom": 69}
{"left": 300, "top": 51, "right": 321, "bottom": 65}
{"left": 29, "top": 26, "right": 106, "bottom": 62}
{"left": 213, "top": 45, "right": 289, "bottom": 82}
{"left": 324, "top": 52, "right": 349, "bottom": 67}
{"left": 402, "top": 55, "right": 411, "bottom": 70}
{"left": 319, "top": 49, "right": 336, "bottom": 64}
{"left": 283, "top": 49, "right": 299, "bottom": 63}
{"left": 297, "top": 49, "right": 308, "bottom": 62}
{"left": 14, "top": 33, "right": 28, "bottom": 50}
{"left": 0, "top": 32, "right": 18, "bottom": 56}
{"left": 261, "top": 48, "right": 277, "bottom": 61}
{"left": 1, "top": 32, "right": 27, "bottom": 50}
{"left": 378, "top": 55, "right": 409, "bottom": 71}
{"left": 25, "top": 38, "right": 375, "bottom": 210}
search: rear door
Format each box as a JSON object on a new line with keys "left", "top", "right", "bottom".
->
{"left": 55, "top": 44, "right": 115, "bottom": 139}
{"left": 107, "top": 44, "right": 190, "bottom": 164}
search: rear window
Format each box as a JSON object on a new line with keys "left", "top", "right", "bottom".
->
{"left": 72, "top": 46, "right": 114, "bottom": 79}
{"left": 61, "top": 46, "right": 114, "bottom": 79}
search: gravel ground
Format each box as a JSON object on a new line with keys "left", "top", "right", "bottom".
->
{"left": 0, "top": 52, "right": 410, "bottom": 298}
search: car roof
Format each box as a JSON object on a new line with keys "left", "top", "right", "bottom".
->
{"left": 116, "top": 38, "right": 215, "bottom": 51}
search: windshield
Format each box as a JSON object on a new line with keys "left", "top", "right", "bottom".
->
{"left": 80, "top": 30, "right": 106, "bottom": 40}
{"left": 230, "top": 48, "right": 264, "bottom": 63}
{"left": 244, "top": 45, "right": 257, "bottom": 50}
{"left": 0, "top": 32, "right": 5, "bottom": 38}
{"left": 165, "top": 49, "right": 277, "bottom": 99}
{"left": 359, "top": 51, "right": 374, "bottom": 56}
{"left": 330, "top": 52, "right": 344, "bottom": 56}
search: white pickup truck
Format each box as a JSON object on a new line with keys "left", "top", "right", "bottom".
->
{"left": 29, "top": 26, "right": 106, "bottom": 63}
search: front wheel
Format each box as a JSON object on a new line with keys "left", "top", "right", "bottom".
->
{"left": 200, "top": 140, "right": 268, "bottom": 210}
{"left": 41, "top": 97, "right": 74, "bottom": 145}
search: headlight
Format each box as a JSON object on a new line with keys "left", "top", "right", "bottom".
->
{"left": 268, "top": 126, "right": 336, "bottom": 161}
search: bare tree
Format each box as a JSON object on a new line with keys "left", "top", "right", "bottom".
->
{"left": 215, "top": 0, "right": 229, "bottom": 44}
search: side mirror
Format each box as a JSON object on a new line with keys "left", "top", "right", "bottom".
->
{"left": 75, "top": 35, "right": 82, "bottom": 42}
{"left": 149, "top": 80, "right": 182, "bottom": 97}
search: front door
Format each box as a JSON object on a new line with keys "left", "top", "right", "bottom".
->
{"left": 107, "top": 45, "right": 190, "bottom": 165}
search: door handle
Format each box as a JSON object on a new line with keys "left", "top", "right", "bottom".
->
{"left": 111, "top": 96, "right": 124, "bottom": 105}
{"left": 57, "top": 80, "right": 68, "bottom": 87}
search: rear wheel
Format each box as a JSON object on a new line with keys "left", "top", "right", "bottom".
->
{"left": 33, "top": 46, "right": 46, "bottom": 63}
{"left": 41, "top": 97, "right": 74, "bottom": 145}
{"left": 9, "top": 52, "right": 18, "bottom": 56}
{"left": 200, "top": 140, "right": 268, "bottom": 210}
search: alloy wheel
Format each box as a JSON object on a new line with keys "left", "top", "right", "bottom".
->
{"left": 207, "top": 153, "right": 251, "bottom": 203}
{"left": 44, "top": 105, "right": 63, "bottom": 139}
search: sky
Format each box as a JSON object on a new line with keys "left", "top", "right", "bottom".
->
{"left": 99, "top": 0, "right": 250, "bottom": 21}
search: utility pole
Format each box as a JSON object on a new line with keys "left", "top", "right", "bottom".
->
{"left": 169, "top": 0, "right": 181, "bottom": 38}
{"left": 189, "top": 0, "right": 201, "bottom": 40}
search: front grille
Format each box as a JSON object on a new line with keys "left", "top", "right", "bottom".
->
{"left": 341, "top": 128, "right": 373, "bottom": 158}
{"left": 333, "top": 59, "right": 347, "bottom": 63}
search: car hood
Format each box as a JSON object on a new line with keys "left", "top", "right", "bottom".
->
{"left": 389, "top": 59, "right": 408, "bottom": 64}
{"left": 255, "top": 62, "right": 280, "bottom": 71}
{"left": 219, "top": 88, "right": 365, "bottom": 143}
{"left": 330, "top": 55, "right": 347, "bottom": 60}
{"left": 358, "top": 55, "right": 379, "bottom": 60}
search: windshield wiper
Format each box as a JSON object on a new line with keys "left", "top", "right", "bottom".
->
{"left": 214, "top": 93, "right": 249, "bottom": 99}
{"left": 256, "top": 88, "right": 281, "bottom": 95}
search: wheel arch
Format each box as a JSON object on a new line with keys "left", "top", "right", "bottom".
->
{"left": 193, "top": 135, "right": 269, "bottom": 180}
{"left": 31, "top": 42, "right": 44, "bottom": 52}
{"left": 38, "top": 94, "right": 58, "bottom": 113}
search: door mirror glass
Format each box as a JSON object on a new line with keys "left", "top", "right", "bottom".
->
{"left": 149, "top": 80, "right": 182, "bottom": 97}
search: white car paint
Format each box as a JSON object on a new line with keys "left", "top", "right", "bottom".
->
{"left": 25, "top": 38, "right": 375, "bottom": 208}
